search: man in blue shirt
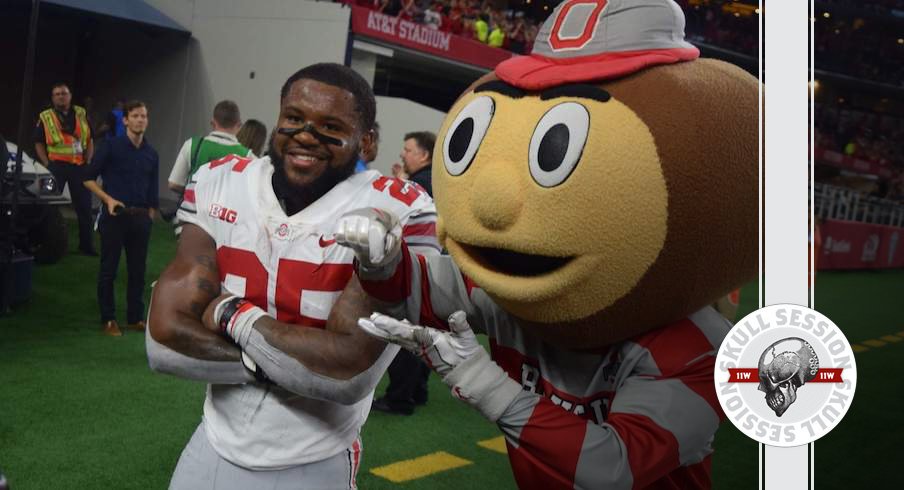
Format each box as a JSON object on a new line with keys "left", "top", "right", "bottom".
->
{"left": 83, "top": 100, "right": 159, "bottom": 336}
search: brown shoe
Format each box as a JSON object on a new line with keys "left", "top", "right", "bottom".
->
{"left": 127, "top": 321, "right": 146, "bottom": 332}
{"left": 103, "top": 320, "right": 123, "bottom": 337}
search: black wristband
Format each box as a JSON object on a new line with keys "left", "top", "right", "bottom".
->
{"left": 241, "top": 350, "right": 271, "bottom": 384}
{"left": 217, "top": 297, "right": 247, "bottom": 334}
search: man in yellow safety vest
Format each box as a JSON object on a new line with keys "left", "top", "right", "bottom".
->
{"left": 34, "top": 83, "right": 96, "bottom": 255}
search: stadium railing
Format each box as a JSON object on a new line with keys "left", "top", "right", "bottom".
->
{"left": 815, "top": 182, "right": 904, "bottom": 228}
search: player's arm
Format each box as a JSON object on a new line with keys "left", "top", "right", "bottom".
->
{"left": 204, "top": 276, "right": 399, "bottom": 404}
{"left": 146, "top": 223, "right": 252, "bottom": 383}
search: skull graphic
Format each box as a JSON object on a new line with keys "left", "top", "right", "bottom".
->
{"left": 757, "top": 338, "right": 819, "bottom": 417}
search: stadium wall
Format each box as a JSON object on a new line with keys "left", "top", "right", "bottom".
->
{"left": 144, "top": 0, "right": 352, "bottom": 202}
{"left": 371, "top": 96, "right": 447, "bottom": 177}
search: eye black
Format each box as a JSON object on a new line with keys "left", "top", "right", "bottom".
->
{"left": 537, "top": 123, "right": 570, "bottom": 172}
{"left": 448, "top": 117, "right": 474, "bottom": 163}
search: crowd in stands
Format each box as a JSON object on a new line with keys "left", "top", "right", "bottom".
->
{"left": 814, "top": 13, "right": 904, "bottom": 86}
{"left": 815, "top": 100, "right": 904, "bottom": 201}
{"left": 815, "top": 101, "right": 904, "bottom": 169}
{"left": 353, "top": 0, "right": 541, "bottom": 53}
{"left": 346, "top": 0, "right": 904, "bottom": 200}
{"left": 679, "top": 0, "right": 759, "bottom": 57}
{"left": 679, "top": 0, "right": 904, "bottom": 87}
{"left": 818, "top": 0, "right": 904, "bottom": 15}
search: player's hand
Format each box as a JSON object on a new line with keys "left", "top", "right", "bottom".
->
{"left": 334, "top": 208, "right": 401, "bottom": 269}
{"left": 358, "top": 311, "right": 482, "bottom": 377}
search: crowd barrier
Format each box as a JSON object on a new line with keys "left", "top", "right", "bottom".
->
{"left": 815, "top": 183, "right": 904, "bottom": 270}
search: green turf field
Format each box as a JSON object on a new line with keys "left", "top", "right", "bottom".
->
{"left": 0, "top": 221, "right": 901, "bottom": 489}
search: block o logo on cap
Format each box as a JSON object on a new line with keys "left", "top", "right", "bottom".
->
{"left": 548, "top": 0, "right": 609, "bottom": 51}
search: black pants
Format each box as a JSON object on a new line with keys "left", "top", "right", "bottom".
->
{"left": 47, "top": 161, "right": 94, "bottom": 251}
{"left": 383, "top": 350, "right": 430, "bottom": 411}
{"left": 97, "top": 212, "right": 151, "bottom": 323}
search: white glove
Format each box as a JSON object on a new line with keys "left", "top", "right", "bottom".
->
{"left": 334, "top": 208, "right": 402, "bottom": 278}
{"left": 358, "top": 311, "right": 481, "bottom": 377}
{"left": 358, "top": 310, "right": 521, "bottom": 421}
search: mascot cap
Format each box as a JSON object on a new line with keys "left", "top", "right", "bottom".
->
{"left": 496, "top": 0, "right": 700, "bottom": 90}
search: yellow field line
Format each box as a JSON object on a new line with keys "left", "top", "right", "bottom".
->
{"left": 862, "top": 339, "right": 887, "bottom": 348}
{"left": 852, "top": 344, "right": 869, "bottom": 353}
{"left": 370, "top": 451, "right": 473, "bottom": 483}
{"left": 880, "top": 335, "right": 902, "bottom": 343}
{"left": 477, "top": 436, "right": 508, "bottom": 454}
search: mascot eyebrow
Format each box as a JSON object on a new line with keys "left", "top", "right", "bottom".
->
{"left": 475, "top": 80, "right": 611, "bottom": 103}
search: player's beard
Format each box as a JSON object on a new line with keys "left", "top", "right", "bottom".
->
{"left": 268, "top": 137, "right": 358, "bottom": 215}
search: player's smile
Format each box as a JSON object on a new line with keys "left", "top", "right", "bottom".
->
{"left": 285, "top": 147, "right": 330, "bottom": 171}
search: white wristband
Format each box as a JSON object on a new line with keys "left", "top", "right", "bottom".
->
{"left": 226, "top": 303, "right": 268, "bottom": 347}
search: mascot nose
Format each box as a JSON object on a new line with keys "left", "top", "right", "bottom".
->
{"left": 469, "top": 164, "right": 523, "bottom": 231}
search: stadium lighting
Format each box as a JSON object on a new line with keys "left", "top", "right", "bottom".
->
{"left": 898, "top": 38, "right": 904, "bottom": 45}
{"left": 823, "top": 12, "right": 830, "bottom": 19}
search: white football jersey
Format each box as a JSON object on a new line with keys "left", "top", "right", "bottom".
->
{"left": 177, "top": 155, "right": 438, "bottom": 469}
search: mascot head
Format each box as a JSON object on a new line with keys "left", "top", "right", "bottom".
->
{"left": 432, "top": 0, "right": 759, "bottom": 349}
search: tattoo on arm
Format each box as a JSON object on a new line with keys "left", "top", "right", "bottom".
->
{"left": 148, "top": 224, "right": 240, "bottom": 362}
{"left": 189, "top": 301, "right": 205, "bottom": 318}
{"left": 197, "top": 278, "right": 217, "bottom": 297}
{"left": 195, "top": 254, "right": 216, "bottom": 271}
{"left": 250, "top": 276, "right": 389, "bottom": 379}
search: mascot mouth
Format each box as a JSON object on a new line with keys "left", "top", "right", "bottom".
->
{"left": 460, "top": 243, "right": 575, "bottom": 277}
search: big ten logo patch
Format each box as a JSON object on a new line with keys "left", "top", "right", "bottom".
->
{"left": 209, "top": 203, "right": 238, "bottom": 224}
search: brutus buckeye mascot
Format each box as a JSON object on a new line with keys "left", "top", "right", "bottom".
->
{"left": 336, "top": 0, "right": 759, "bottom": 487}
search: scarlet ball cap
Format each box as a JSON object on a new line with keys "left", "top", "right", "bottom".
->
{"left": 496, "top": 0, "right": 700, "bottom": 90}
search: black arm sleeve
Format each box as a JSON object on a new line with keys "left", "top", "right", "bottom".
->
{"left": 33, "top": 119, "right": 45, "bottom": 144}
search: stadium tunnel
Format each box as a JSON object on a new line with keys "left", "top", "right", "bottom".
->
{"left": 0, "top": 0, "right": 189, "bottom": 149}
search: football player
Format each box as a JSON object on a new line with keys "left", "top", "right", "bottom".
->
{"left": 147, "top": 63, "right": 439, "bottom": 489}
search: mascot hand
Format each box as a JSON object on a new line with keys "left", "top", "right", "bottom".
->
{"left": 358, "top": 311, "right": 521, "bottom": 421}
{"left": 358, "top": 311, "right": 481, "bottom": 377}
{"left": 334, "top": 208, "right": 401, "bottom": 279}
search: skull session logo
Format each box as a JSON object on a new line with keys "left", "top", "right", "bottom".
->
{"left": 714, "top": 305, "right": 857, "bottom": 447}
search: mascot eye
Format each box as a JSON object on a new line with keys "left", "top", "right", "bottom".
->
{"left": 443, "top": 96, "right": 494, "bottom": 176}
{"left": 528, "top": 102, "right": 590, "bottom": 188}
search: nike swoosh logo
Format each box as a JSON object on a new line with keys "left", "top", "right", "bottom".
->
{"left": 319, "top": 236, "right": 336, "bottom": 247}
